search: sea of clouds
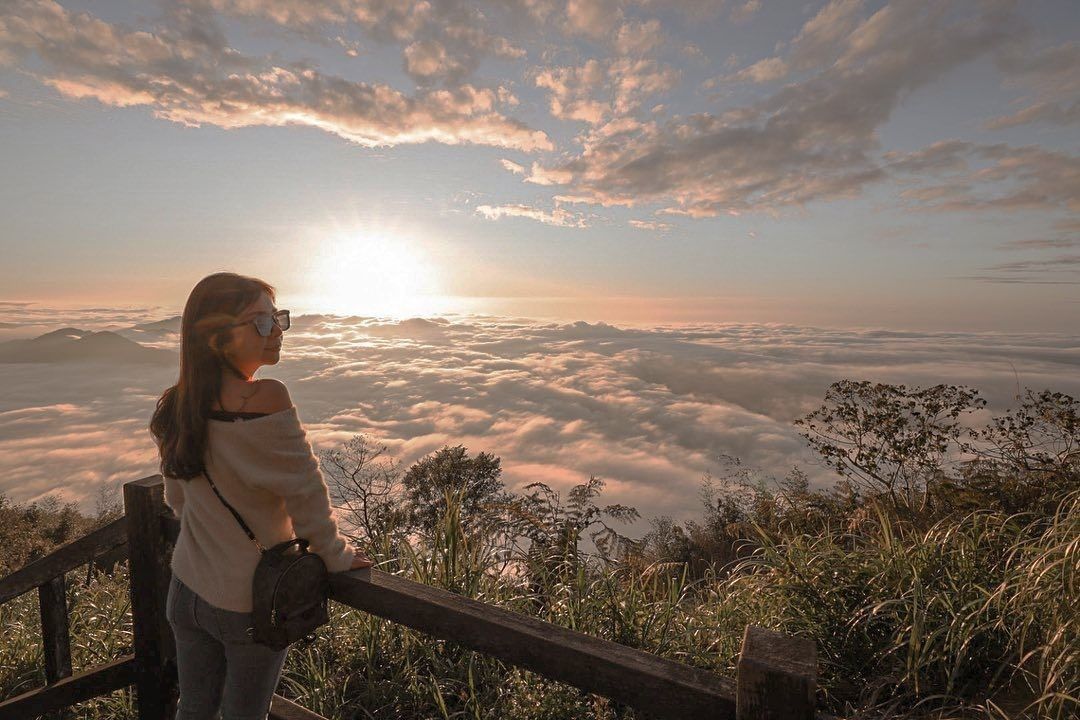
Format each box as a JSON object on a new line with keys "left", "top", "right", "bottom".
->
{"left": 1, "top": 302, "right": 1078, "bottom": 535}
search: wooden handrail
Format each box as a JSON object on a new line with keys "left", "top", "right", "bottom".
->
{"left": 0, "top": 516, "right": 128, "bottom": 720}
{"left": 0, "top": 474, "right": 818, "bottom": 720}
{"left": 269, "top": 694, "right": 328, "bottom": 720}
{"left": 0, "top": 516, "right": 127, "bottom": 604}
{"left": 329, "top": 569, "right": 737, "bottom": 719}
{"left": 0, "top": 655, "right": 137, "bottom": 719}
{"left": 162, "top": 513, "right": 739, "bottom": 718}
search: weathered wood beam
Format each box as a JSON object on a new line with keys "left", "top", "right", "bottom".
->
{"left": 161, "top": 514, "right": 179, "bottom": 544}
{"left": 269, "top": 694, "right": 329, "bottom": 720}
{"left": 38, "top": 575, "right": 73, "bottom": 684}
{"left": 330, "top": 568, "right": 737, "bottom": 720}
{"left": 0, "top": 655, "right": 136, "bottom": 719}
{"left": 88, "top": 543, "right": 129, "bottom": 578}
{"left": 736, "top": 626, "right": 816, "bottom": 720}
{"left": 0, "top": 518, "right": 127, "bottom": 604}
{"left": 124, "top": 475, "right": 177, "bottom": 720}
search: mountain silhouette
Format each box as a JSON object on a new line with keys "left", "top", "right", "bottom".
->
{"left": 0, "top": 328, "right": 176, "bottom": 364}
{"left": 128, "top": 316, "right": 181, "bottom": 333}
{"left": 115, "top": 315, "right": 183, "bottom": 344}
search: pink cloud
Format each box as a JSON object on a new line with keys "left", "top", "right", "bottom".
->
{"left": 205, "top": 0, "right": 527, "bottom": 83}
{"left": 533, "top": 57, "right": 678, "bottom": 125}
{"left": 724, "top": 56, "right": 787, "bottom": 84}
{"left": 1, "top": 0, "right": 551, "bottom": 151}
{"left": 615, "top": 19, "right": 663, "bottom": 56}
{"left": 890, "top": 143, "right": 1080, "bottom": 215}
{"left": 628, "top": 219, "right": 671, "bottom": 231}
{"left": 500, "top": 158, "right": 527, "bottom": 175}
{"left": 563, "top": 0, "right": 623, "bottom": 39}
{"left": 729, "top": 0, "right": 761, "bottom": 24}
{"left": 476, "top": 203, "right": 588, "bottom": 227}
{"left": 988, "top": 40, "right": 1080, "bottom": 129}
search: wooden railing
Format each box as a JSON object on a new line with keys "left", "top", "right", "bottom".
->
{"left": 0, "top": 475, "right": 820, "bottom": 720}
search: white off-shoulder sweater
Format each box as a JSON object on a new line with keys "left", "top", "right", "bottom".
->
{"left": 160, "top": 405, "right": 355, "bottom": 613}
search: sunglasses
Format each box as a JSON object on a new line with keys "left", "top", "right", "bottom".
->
{"left": 230, "top": 309, "right": 290, "bottom": 337}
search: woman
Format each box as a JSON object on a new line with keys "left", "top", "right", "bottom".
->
{"left": 149, "top": 272, "right": 373, "bottom": 720}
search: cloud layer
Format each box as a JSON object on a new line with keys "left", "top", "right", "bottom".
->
{"left": 2, "top": 306, "right": 1078, "bottom": 536}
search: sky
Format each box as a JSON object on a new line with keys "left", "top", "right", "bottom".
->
{"left": 0, "top": 0, "right": 1077, "bottom": 330}
{"left": 1, "top": 1, "right": 1079, "bottom": 527}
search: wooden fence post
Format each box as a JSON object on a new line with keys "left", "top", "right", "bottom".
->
{"left": 124, "top": 475, "right": 177, "bottom": 720}
{"left": 38, "top": 574, "right": 73, "bottom": 684}
{"left": 736, "top": 626, "right": 816, "bottom": 720}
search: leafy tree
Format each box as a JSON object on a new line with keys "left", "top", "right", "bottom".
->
{"left": 949, "top": 389, "right": 1080, "bottom": 514}
{"left": 0, "top": 494, "right": 96, "bottom": 574}
{"left": 401, "top": 444, "right": 510, "bottom": 539}
{"left": 794, "top": 380, "right": 985, "bottom": 509}
{"left": 976, "top": 389, "right": 1079, "bottom": 473}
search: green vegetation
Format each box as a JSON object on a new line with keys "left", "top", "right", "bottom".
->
{"left": 1, "top": 382, "right": 1076, "bottom": 719}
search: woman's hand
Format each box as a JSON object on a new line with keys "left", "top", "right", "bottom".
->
{"left": 349, "top": 551, "right": 375, "bottom": 570}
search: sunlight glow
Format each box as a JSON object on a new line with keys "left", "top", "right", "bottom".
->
{"left": 302, "top": 230, "right": 446, "bottom": 318}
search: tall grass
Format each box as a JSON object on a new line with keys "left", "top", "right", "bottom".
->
{"left": 1, "top": 486, "right": 1075, "bottom": 719}
{"left": 5, "top": 376, "right": 1079, "bottom": 720}
{"left": 715, "top": 490, "right": 1079, "bottom": 719}
{"left": 1, "top": 487, "right": 1076, "bottom": 719}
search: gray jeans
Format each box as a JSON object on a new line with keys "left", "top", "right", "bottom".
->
{"left": 166, "top": 574, "right": 288, "bottom": 720}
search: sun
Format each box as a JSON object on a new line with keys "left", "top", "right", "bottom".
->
{"left": 302, "top": 230, "right": 444, "bottom": 318}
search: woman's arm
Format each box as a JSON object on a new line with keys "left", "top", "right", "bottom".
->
{"left": 163, "top": 474, "right": 186, "bottom": 517}
{"left": 152, "top": 430, "right": 186, "bottom": 517}
{"left": 271, "top": 462, "right": 355, "bottom": 572}
{"left": 248, "top": 381, "right": 356, "bottom": 572}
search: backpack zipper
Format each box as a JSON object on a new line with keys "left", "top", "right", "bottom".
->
{"left": 270, "top": 553, "right": 322, "bottom": 626}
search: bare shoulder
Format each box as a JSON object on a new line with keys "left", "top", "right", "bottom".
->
{"left": 257, "top": 378, "right": 293, "bottom": 413}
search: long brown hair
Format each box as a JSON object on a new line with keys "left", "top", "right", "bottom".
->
{"left": 149, "top": 272, "right": 276, "bottom": 480}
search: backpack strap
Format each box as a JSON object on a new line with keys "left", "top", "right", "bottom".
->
{"left": 203, "top": 467, "right": 266, "bottom": 553}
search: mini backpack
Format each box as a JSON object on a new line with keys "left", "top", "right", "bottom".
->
{"left": 203, "top": 467, "right": 330, "bottom": 650}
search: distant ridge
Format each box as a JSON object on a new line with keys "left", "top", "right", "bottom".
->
{"left": 128, "top": 316, "right": 181, "bottom": 333}
{"left": 116, "top": 315, "right": 182, "bottom": 344}
{"left": 0, "top": 328, "right": 176, "bottom": 364}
